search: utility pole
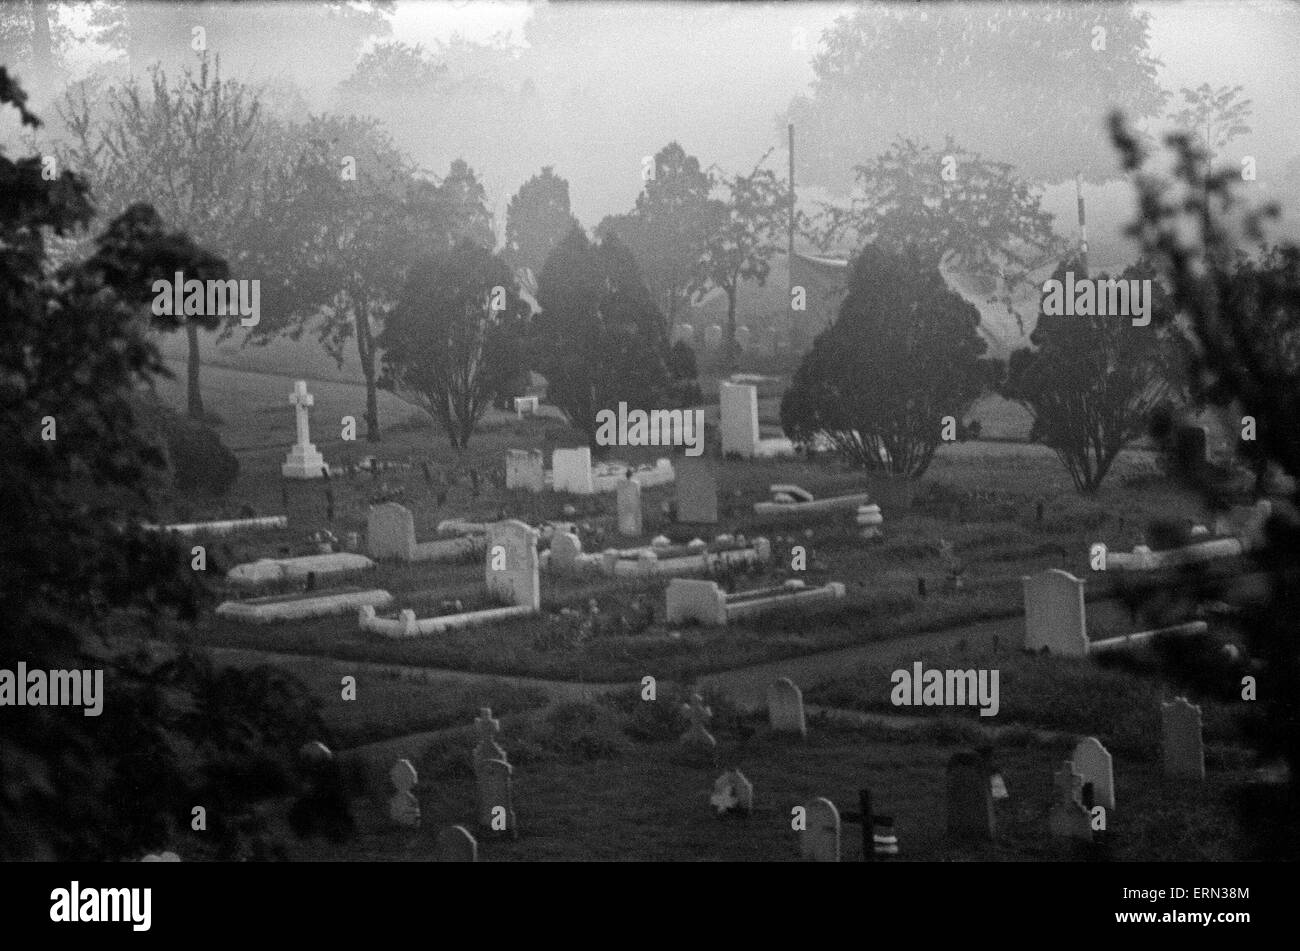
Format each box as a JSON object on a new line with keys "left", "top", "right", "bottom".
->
{"left": 788, "top": 122, "right": 796, "bottom": 352}
{"left": 1075, "top": 171, "right": 1089, "bottom": 277}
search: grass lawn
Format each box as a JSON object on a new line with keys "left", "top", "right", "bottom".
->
{"left": 279, "top": 695, "right": 1257, "bottom": 862}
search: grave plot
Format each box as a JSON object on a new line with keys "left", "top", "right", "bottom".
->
{"left": 1094, "top": 500, "right": 1271, "bottom": 571}
{"left": 366, "top": 502, "right": 488, "bottom": 564}
{"left": 145, "top": 515, "right": 288, "bottom": 537}
{"left": 666, "top": 577, "right": 846, "bottom": 626}
{"left": 216, "top": 587, "right": 394, "bottom": 624}
{"left": 520, "top": 447, "right": 676, "bottom": 495}
{"left": 546, "top": 531, "right": 771, "bottom": 579}
{"left": 227, "top": 551, "right": 377, "bottom": 587}
{"left": 1021, "top": 568, "right": 1207, "bottom": 657}
{"left": 281, "top": 380, "right": 329, "bottom": 479}
{"left": 752, "top": 483, "right": 874, "bottom": 518}
{"left": 359, "top": 520, "right": 540, "bottom": 637}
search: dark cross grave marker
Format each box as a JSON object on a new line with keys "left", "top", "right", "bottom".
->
{"left": 841, "top": 789, "right": 897, "bottom": 861}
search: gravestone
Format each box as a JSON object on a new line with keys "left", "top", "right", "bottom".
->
{"left": 367, "top": 502, "right": 417, "bottom": 561}
{"left": 1049, "top": 760, "right": 1092, "bottom": 841}
{"left": 704, "top": 323, "right": 724, "bottom": 350}
{"left": 680, "top": 693, "right": 717, "bottom": 752}
{"left": 735, "top": 325, "right": 751, "bottom": 351}
{"left": 433, "top": 825, "right": 478, "bottom": 862}
{"left": 616, "top": 477, "right": 643, "bottom": 537}
{"left": 1022, "top": 569, "right": 1088, "bottom": 656}
{"left": 281, "top": 380, "right": 328, "bottom": 479}
{"left": 549, "top": 531, "right": 584, "bottom": 569}
{"left": 1071, "top": 737, "right": 1115, "bottom": 811}
{"left": 719, "top": 382, "right": 759, "bottom": 458}
{"left": 665, "top": 578, "right": 729, "bottom": 626}
{"left": 1162, "top": 697, "right": 1206, "bottom": 780}
{"left": 486, "top": 520, "right": 540, "bottom": 610}
{"left": 476, "top": 757, "right": 515, "bottom": 833}
{"left": 552, "top": 447, "right": 594, "bottom": 494}
{"left": 672, "top": 323, "right": 694, "bottom": 345}
{"left": 946, "top": 751, "right": 994, "bottom": 840}
{"left": 676, "top": 456, "right": 719, "bottom": 524}
{"left": 801, "top": 797, "right": 841, "bottom": 862}
{"left": 766, "top": 677, "right": 807, "bottom": 738}
{"left": 710, "top": 770, "right": 754, "bottom": 816}
{"left": 506, "top": 449, "right": 545, "bottom": 492}
{"left": 473, "top": 707, "right": 507, "bottom": 769}
{"left": 388, "top": 758, "right": 420, "bottom": 828}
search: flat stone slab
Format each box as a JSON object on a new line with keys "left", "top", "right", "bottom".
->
{"left": 146, "top": 515, "right": 288, "bottom": 537}
{"left": 359, "top": 604, "right": 537, "bottom": 638}
{"left": 228, "top": 552, "right": 375, "bottom": 586}
{"left": 753, "top": 484, "right": 872, "bottom": 517}
{"left": 218, "top": 588, "right": 393, "bottom": 624}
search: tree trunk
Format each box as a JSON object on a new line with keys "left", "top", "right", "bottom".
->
{"left": 185, "top": 323, "right": 204, "bottom": 419}
{"left": 28, "top": 1, "right": 55, "bottom": 91}
{"left": 355, "top": 306, "right": 381, "bottom": 442}
{"left": 724, "top": 283, "right": 740, "bottom": 370}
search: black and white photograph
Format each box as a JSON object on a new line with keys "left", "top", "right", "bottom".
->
{"left": 0, "top": 0, "right": 1294, "bottom": 924}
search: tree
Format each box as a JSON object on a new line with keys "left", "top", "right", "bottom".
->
{"left": 785, "top": 3, "right": 1168, "bottom": 189}
{"left": 59, "top": 56, "right": 267, "bottom": 420}
{"left": 243, "top": 114, "right": 447, "bottom": 442}
{"left": 1167, "top": 83, "right": 1253, "bottom": 181}
{"left": 1, "top": 71, "right": 326, "bottom": 860}
{"left": 780, "top": 244, "right": 990, "bottom": 478}
{"left": 819, "top": 137, "right": 1063, "bottom": 326}
{"left": 380, "top": 240, "right": 526, "bottom": 449}
{"left": 597, "top": 141, "right": 715, "bottom": 328}
{"left": 435, "top": 157, "right": 496, "bottom": 250}
{"left": 1001, "top": 258, "right": 1184, "bottom": 493}
{"left": 1112, "top": 114, "right": 1300, "bottom": 856}
{"left": 505, "top": 166, "right": 580, "bottom": 280}
{"left": 534, "top": 226, "right": 675, "bottom": 444}
{"left": 697, "top": 151, "right": 790, "bottom": 365}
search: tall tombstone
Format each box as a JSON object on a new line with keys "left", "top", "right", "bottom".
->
{"left": 551, "top": 447, "right": 594, "bottom": 494}
{"left": 476, "top": 757, "right": 516, "bottom": 834}
{"left": 616, "top": 476, "right": 643, "bottom": 537}
{"left": 388, "top": 758, "right": 420, "bottom": 828}
{"left": 506, "top": 449, "right": 545, "bottom": 492}
{"left": 367, "top": 502, "right": 417, "bottom": 561}
{"left": 766, "top": 677, "right": 807, "bottom": 738}
{"left": 1070, "top": 737, "right": 1115, "bottom": 811}
{"left": 735, "top": 325, "right": 752, "bottom": 351}
{"left": 704, "top": 323, "right": 724, "bottom": 350}
{"left": 473, "top": 707, "right": 507, "bottom": 769}
{"left": 801, "top": 797, "right": 841, "bottom": 862}
{"left": 433, "top": 825, "right": 478, "bottom": 862}
{"left": 719, "top": 382, "right": 759, "bottom": 458}
{"left": 281, "top": 380, "right": 328, "bottom": 479}
{"left": 1022, "top": 569, "right": 1089, "bottom": 656}
{"left": 946, "top": 750, "right": 994, "bottom": 840}
{"left": 1162, "top": 697, "right": 1206, "bottom": 780}
{"left": 1049, "top": 760, "right": 1092, "bottom": 841}
{"left": 676, "top": 456, "right": 719, "bottom": 524}
{"left": 486, "top": 520, "right": 540, "bottom": 610}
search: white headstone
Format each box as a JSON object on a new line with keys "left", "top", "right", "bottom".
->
{"left": 1070, "top": 737, "right": 1115, "bottom": 811}
{"left": 506, "top": 449, "right": 545, "bottom": 492}
{"left": 476, "top": 757, "right": 515, "bottom": 832}
{"left": 767, "top": 677, "right": 807, "bottom": 737}
{"left": 550, "top": 531, "right": 584, "bottom": 569}
{"left": 433, "top": 825, "right": 478, "bottom": 862}
{"left": 486, "top": 520, "right": 539, "bottom": 610}
{"left": 367, "top": 502, "right": 417, "bottom": 561}
{"left": 1162, "top": 697, "right": 1205, "bottom": 780}
{"left": 719, "top": 382, "right": 759, "bottom": 458}
{"left": 1022, "top": 569, "right": 1088, "bottom": 656}
{"left": 281, "top": 380, "right": 328, "bottom": 479}
{"left": 552, "top": 447, "right": 595, "bottom": 494}
{"left": 666, "top": 578, "right": 729, "bottom": 626}
{"left": 616, "top": 477, "right": 643, "bottom": 537}
{"left": 711, "top": 770, "right": 754, "bottom": 815}
{"left": 801, "top": 797, "right": 841, "bottom": 862}
{"left": 388, "top": 758, "right": 420, "bottom": 828}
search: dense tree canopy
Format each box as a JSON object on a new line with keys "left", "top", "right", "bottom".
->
{"left": 781, "top": 243, "right": 991, "bottom": 478}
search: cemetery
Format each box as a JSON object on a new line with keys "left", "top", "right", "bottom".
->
{"left": 15, "top": 2, "right": 1294, "bottom": 870}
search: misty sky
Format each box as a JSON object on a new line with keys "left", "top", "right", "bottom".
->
{"left": 20, "top": 1, "right": 1300, "bottom": 254}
